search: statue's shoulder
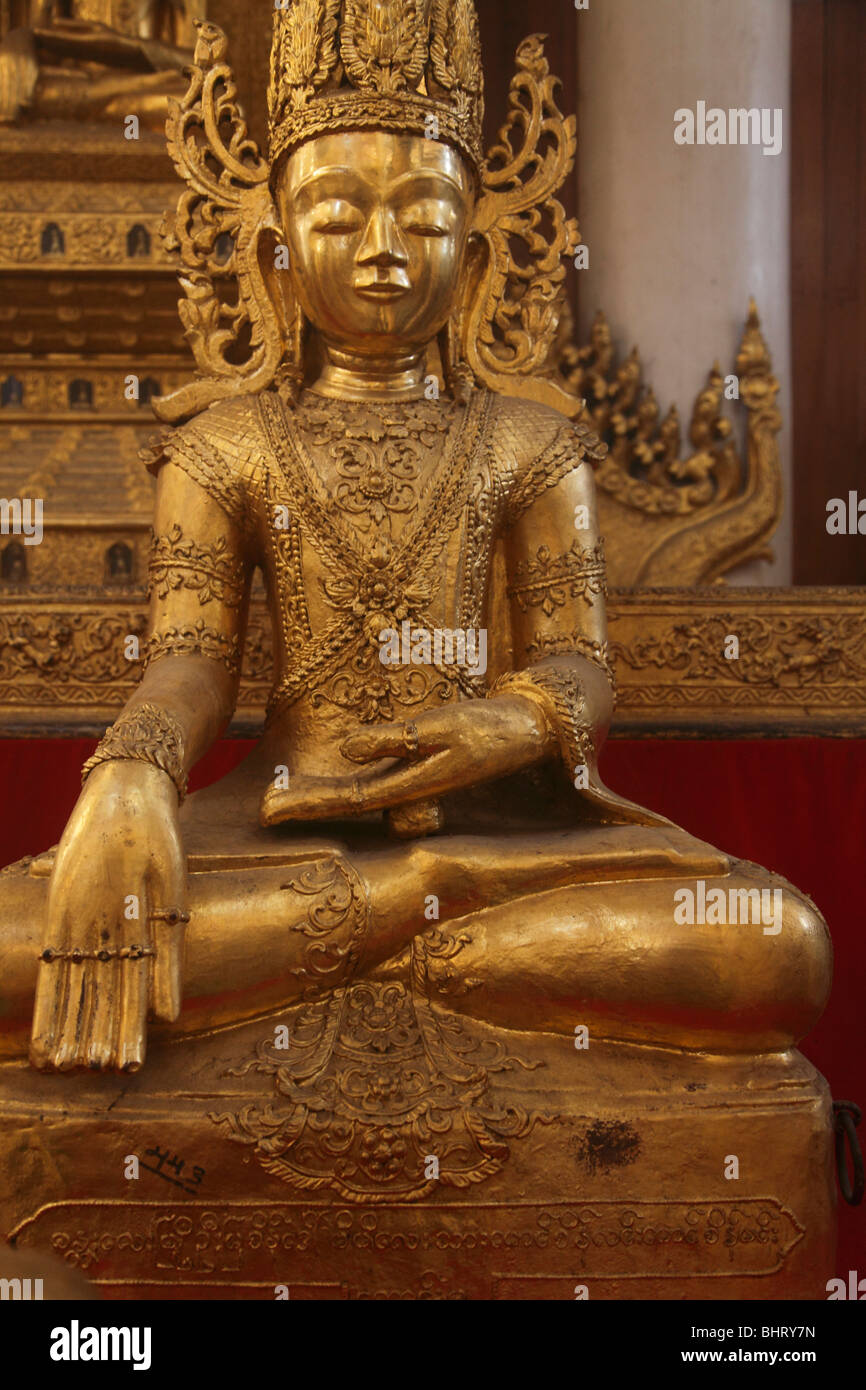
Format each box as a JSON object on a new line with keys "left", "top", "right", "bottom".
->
{"left": 488, "top": 393, "right": 606, "bottom": 525}
{"left": 144, "top": 394, "right": 264, "bottom": 469}
{"left": 142, "top": 394, "right": 267, "bottom": 529}
{"left": 177, "top": 394, "right": 265, "bottom": 465}
{"left": 490, "top": 394, "right": 573, "bottom": 456}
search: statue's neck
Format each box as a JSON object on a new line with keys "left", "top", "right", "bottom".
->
{"left": 310, "top": 339, "right": 429, "bottom": 402}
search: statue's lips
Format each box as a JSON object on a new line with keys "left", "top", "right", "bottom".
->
{"left": 354, "top": 281, "right": 410, "bottom": 301}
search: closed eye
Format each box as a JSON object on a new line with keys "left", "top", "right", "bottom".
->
{"left": 310, "top": 200, "right": 364, "bottom": 235}
{"left": 404, "top": 223, "right": 449, "bottom": 237}
{"left": 400, "top": 200, "right": 454, "bottom": 237}
{"left": 315, "top": 220, "right": 364, "bottom": 235}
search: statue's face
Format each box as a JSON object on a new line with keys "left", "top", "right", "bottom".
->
{"left": 276, "top": 131, "right": 474, "bottom": 353}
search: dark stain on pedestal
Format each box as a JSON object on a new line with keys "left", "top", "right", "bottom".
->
{"left": 570, "top": 1120, "right": 642, "bottom": 1175}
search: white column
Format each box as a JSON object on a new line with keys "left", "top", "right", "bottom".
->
{"left": 576, "top": 0, "right": 792, "bottom": 583}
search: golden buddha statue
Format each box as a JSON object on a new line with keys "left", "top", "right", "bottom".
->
{"left": 0, "top": 0, "right": 194, "bottom": 126}
{"left": 0, "top": 2, "right": 836, "bottom": 1299}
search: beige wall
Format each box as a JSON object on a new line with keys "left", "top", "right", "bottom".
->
{"left": 577, "top": 0, "right": 792, "bottom": 584}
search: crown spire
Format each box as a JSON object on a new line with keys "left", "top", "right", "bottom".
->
{"left": 268, "top": 0, "right": 484, "bottom": 170}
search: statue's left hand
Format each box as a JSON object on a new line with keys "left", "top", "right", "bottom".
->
{"left": 260, "top": 695, "right": 554, "bottom": 824}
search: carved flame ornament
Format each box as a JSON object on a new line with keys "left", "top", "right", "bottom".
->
{"left": 465, "top": 35, "right": 579, "bottom": 413}
{"left": 157, "top": 23, "right": 283, "bottom": 423}
{"left": 215, "top": 938, "right": 546, "bottom": 1204}
{"left": 561, "top": 298, "right": 784, "bottom": 585}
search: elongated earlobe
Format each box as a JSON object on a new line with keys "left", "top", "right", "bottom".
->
{"left": 438, "top": 318, "right": 474, "bottom": 405}
{"left": 274, "top": 309, "right": 307, "bottom": 405}
{"left": 440, "top": 234, "right": 485, "bottom": 403}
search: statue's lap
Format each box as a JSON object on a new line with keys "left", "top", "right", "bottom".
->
{"left": 0, "top": 810, "right": 830, "bottom": 1058}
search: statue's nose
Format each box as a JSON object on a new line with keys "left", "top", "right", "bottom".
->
{"left": 357, "top": 206, "right": 408, "bottom": 268}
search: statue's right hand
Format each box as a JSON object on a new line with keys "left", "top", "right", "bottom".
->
{"left": 29, "top": 760, "right": 188, "bottom": 1072}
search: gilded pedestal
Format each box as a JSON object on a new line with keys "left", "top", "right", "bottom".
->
{"left": 0, "top": 1009, "right": 835, "bottom": 1299}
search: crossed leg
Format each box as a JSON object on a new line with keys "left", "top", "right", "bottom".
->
{"left": 0, "top": 823, "right": 831, "bottom": 1064}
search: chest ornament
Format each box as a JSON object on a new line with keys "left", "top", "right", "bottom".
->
{"left": 258, "top": 389, "right": 494, "bottom": 724}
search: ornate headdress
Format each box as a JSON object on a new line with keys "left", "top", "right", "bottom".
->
{"left": 156, "top": 5, "right": 581, "bottom": 422}
{"left": 268, "top": 0, "right": 484, "bottom": 172}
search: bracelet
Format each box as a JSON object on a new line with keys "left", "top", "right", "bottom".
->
{"left": 39, "top": 944, "right": 156, "bottom": 963}
{"left": 81, "top": 703, "right": 188, "bottom": 803}
{"left": 489, "top": 666, "right": 595, "bottom": 778}
{"left": 148, "top": 907, "right": 190, "bottom": 926}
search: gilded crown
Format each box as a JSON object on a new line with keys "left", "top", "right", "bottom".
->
{"left": 268, "top": 0, "right": 484, "bottom": 172}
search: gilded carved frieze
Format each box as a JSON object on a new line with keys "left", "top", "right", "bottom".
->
{"left": 1, "top": 590, "right": 864, "bottom": 737}
{"left": 0, "top": 182, "right": 181, "bottom": 287}
{"left": 607, "top": 588, "right": 866, "bottom": 735}
{"left": 0, "top": 370, "right": 190, "bottom": 418}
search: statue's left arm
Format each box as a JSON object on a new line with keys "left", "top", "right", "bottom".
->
{"left": 493, "top": 414, "right": 673, "bottom": 827}
{"left": 493, "top": 426, "right": 616, "bottom": 796}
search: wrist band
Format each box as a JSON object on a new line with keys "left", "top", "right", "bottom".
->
{"left": 81, "top": 702, "right": 188, "bottom": 803}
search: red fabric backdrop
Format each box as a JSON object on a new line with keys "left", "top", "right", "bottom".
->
{"left": 2, "top": 736, "right": 863, "bottom": 1274}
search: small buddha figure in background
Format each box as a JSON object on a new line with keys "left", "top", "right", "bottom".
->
{"left": 0, "top": 1, "right": 830, "bottom": 1181}
{"left": 0, "top": 0, "right": 194, "bottom": 125}
{"left": 0, "top": 374, "right": 24, "bottom": 407}
{"left": 1, "top": 540, "right": 27, "bottom": 582}
{"left": 127, "top": 224, "right": 151, "bottom": 257}
{"left": 39, "top": 222, "right": 64, "bottom": 254}
{"left": 68, "top": 378, "right": 92, "bottom": 408}
{"left": 105, "top": 539, "right": 134, "bottom": 585}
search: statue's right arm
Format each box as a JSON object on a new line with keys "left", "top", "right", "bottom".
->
{"left": 30, "top": 456, "right": 254, "bottom": 1073}
{"left": 130, "top": 457, "right": 252, "bottom": 757}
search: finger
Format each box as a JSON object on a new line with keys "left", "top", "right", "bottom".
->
{"left": 149, "top": 830, "right": 189, "bottom": 1022}
{"left": 341, "top": 721, "right": 443, "bottom": 763}
{"left": 341, "top": 724, "right": 410, "bottom": 762}
{"left": 71, "top": 958, "right": 98, "bottom": 1064}
{"left": 85, "top": 955, "right": 122, "bottom": 1070}
{"left": 150, "top": 911, "right": 188, "bottom": 1022}
{"left": 263, "top": 753, "right": 453, "bottom": 823}
{"left": 259, "top": 776, "right": 357, "bottom": 826}
{"left": 51, "top": 962, "right": 91, "bottom": 1071}
{"left": 66, "top": 901, "right": 130, "bottom": 1069}
{"left": 152, "top": 942, "right": 183, "bottom": 1022}
{"left": 117, "top": 954, "right": 149, "bottom": 1071}
{"left": 29, "top": 957, "right": 64, "bottom": 1067}
{"left": 111, "top": 877, "right": 151, "bottom": 1068}
{"left": 116, "top": 969, "right": 147, "bottom": 1070}
{"left": 30, "top": 867, "right": 75, "bottom": 1066}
